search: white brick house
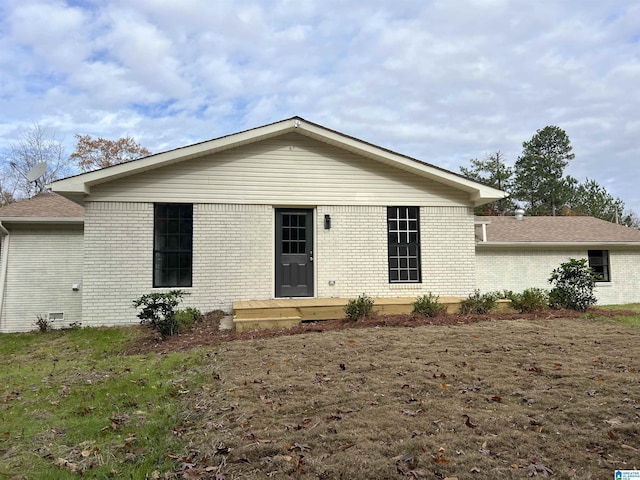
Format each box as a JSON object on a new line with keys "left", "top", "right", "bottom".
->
{"left": 43, "top": 117, "right": 503, "bottom": 330}
{"left": 1, "top": 117, "right": 638, "bottom": 332}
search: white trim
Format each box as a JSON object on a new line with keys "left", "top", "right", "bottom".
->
{"left": 0, "top": 222, "right": 9, "bottom": 330}
{"left": 476, "top": 242, "right": 640, "bottom": 248}
{"left": 0, "top": 217, "right": 84, "bottom": 225}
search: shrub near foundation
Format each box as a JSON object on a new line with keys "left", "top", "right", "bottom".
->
{"left": 459, "top": 290, "right": 500, "bottom": 314}
{"left": 132, "top": 290, "right": 185, "bottom": 338}
{"left": 344, "top": 293, "right": 375, "bottom": 321}
{"left": 548, "top": 258, "right": 598, "bottom": 312}
{"left": 507, "top": 288, "right": 549, "bottom": 313}
{"left": 412, "top": 293, "right": 447, "bottom": 317}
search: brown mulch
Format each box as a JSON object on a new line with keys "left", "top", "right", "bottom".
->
{"left": 123, "top": 307, "right": 628, "bottom": 355}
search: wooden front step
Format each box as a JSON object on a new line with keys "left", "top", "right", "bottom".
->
{"left": 232, "top": 297, "right": 514, "bottom": 332}
{"left": 233, "top": 316, "right": 302, "bottom": 333}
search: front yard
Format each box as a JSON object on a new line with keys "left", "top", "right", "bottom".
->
{"left": 1, "top": 307, "right": 639, "bottom": 478}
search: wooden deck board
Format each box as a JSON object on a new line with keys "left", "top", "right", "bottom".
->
{"left": 231, "top": 296, "right": 499, "bottom": 332}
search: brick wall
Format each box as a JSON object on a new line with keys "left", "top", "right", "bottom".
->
{"left": 82, "top": 202, "right": 477, "bottom": 326}
{"left": 475, "top": 248, "right": 640, "bottom": 305}
{"left": 316, "top": 205, "right": 476, "bottom": 298}
{"left": 82, "top": 202, "right": 274, "bottom": 326}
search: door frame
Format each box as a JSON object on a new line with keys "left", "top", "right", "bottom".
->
{"left": 274, "top": 208, "right": 315, "bottom": 298}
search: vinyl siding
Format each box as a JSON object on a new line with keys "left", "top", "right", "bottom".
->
{"left": 88, "top": 133, "right": 470, "bottom": 206}
{"left": 475, "top": 248, "right": 640, "bottom": 305}
{"left": 0, "top": 226, "right": 83, "bottom": 332}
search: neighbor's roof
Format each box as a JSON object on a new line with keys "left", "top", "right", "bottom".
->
{"left": 50, "top": 116, "right": 507, "bottom": 207}
{"left": 476, "top": 215, "right": 640, "bottom": 246}
{"left": 0, "top": 192, "right": 84, "bottom": 224}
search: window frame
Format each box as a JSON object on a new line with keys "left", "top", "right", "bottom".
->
{"left": 153, "top": 203, "right": 193, "bottom": 288}
{"left": 387, "top": 206, "right": 422, "bottom": 284}
{"left": 588, "top": 249, "right": 610, "bottom": 283}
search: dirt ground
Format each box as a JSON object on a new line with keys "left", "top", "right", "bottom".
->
{"left": 126, "top": 309, "right": 592, "bottom": 355}
{"left": 130, "top": 310, "right": 640, "bottom": 479}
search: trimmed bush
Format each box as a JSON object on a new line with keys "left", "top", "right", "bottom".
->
{"left": 508, "top": 288, "right": 549, "bottom": 313}
{"left": 175, "top": 307, "right": 204, "bottom": 333}
{"left": 133, "top": 290, "right": 185, "bottom": 338}
{"left": 548, "top": 258, "right": 597, "bottom": 312}
{"left": 459, "top": 290, "right": 499, "bottom": 314}
{"left": 412, "top": 293, "right": 447, "bottom": 317}
{"left": 344, "top": 294, "right": 375, "bottom": 321}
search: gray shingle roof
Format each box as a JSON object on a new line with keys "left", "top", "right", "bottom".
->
{"left": 476, "top": 215, "right": 640, "bottom": 243}
{"left": 0, "top": 192, "right": 84, "bottom": 218}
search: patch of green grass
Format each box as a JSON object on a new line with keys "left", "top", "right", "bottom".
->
{"left": 589, "top": 303, "right": 640, "bottom": 327}
{"left": 0, "top": 327, "right": 214, "bottom": 479}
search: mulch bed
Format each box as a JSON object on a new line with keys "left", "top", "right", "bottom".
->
{"left": 123, "top": 307, "right": 627, "bottom": 355}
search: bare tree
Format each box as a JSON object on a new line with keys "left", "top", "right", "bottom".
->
{"left": 70, "top": 134, "right": 151, "bottom": 172}
{"left": 3, "top": 124, "right": 72, "bottom": 198}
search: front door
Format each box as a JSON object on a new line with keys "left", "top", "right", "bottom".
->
{"left": 275, "top": 209, "right": 314, "bottom": 297}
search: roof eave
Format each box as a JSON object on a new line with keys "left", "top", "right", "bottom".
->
{"left": 476, "top": 241, "right": 640, "bottom": 248}
{"left": 0, "top": 217, "right": 84, "bottom": 225}
{"left": 50, "top": 117, "right": 507, "bottom": 205}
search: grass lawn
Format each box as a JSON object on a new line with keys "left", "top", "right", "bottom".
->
{"left": 1, "top": 306, "right": 639, "bottom": 479}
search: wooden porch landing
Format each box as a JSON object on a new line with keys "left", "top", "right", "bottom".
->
{"left": 232, "top": 296, "right": 468, "bottom": 332}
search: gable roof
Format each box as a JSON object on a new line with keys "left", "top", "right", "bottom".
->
{"left": 50, "top": 116, "right": 506, "bottom": 207}
{"left": 476, "top": 215, "right": 640, "bottom": 246}
{"left": 0, "top": 192, "right": 84, "bottom": 224}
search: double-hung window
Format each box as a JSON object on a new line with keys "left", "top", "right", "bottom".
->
{"left": 387, "top": 206, "right": 421, "bottom": 283}
{"left": 588, "top": 250, "right": 610, "bottom": 282}
{"left": 154, "top": 204, "right": 193, "bottom": 287}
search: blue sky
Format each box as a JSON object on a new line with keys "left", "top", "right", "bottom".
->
{"left": 1, "top": 0, "right": 639, "bottom": 213}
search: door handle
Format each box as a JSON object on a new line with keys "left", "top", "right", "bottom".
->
{"left": 309, "top": 250, "right": 313, "bottom": 262}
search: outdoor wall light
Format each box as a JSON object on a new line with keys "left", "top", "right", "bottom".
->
{"left": 324, "top": 214, "right": 331, "bottom": 229}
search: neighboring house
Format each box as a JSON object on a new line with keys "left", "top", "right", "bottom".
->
{"left": 475, "top": 214, "right": 640, "bottom": 305}
{"left": 0, "top": 193, "right": 84, "bottom": 332}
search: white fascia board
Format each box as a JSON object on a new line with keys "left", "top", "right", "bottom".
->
{"left": 476, "top": 241, "right": 640, "bottom": 249}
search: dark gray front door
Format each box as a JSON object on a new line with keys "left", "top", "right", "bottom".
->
{"left": 275, "top": 209, "right": 314, "bottom": 297}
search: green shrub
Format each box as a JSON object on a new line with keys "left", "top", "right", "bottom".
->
{"left": 132, "top": 290, "right": 185, "bottom": 338}
{"left": 412, "top": 293, "right": 447, "bottom": 317}
{"left": 175, "top": 307, "right": 204, "bottom": 333}
{"left": 459, "top": 290, "right": 499, "bottom": 314}
{"left": 508, "top": 288, "right": 549, "bottom": 313}
{"left": 344, "top": 294, "right": 375, "bottom": 321}
{"left": 548, "top": 258, "right": 597, "bottom": 312}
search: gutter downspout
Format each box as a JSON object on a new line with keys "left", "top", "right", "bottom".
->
{"left": 0, "top": 222, "right": 9, "bottom": 330}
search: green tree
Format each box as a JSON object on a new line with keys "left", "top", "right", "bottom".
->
{"left": 513, "top": 126, "right": 575, "bottom": 216}
{"left": 566, "top": 178, "right": 625, "bottom": 223}
{"left": 460, "top": 151, "right": 516, "bottom": 215}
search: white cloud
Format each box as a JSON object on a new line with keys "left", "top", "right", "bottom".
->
{"left": 0, "top": 0, "right": 639, "bottom": 213}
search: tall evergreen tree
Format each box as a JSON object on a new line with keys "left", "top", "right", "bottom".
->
{"left": 460, "top": 151, "right": 516, "bottom": 215}
{"left": 513, "top": 126, "right": 575, "bottom": 216}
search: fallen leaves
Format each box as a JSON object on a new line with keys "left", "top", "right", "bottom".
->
{"left": 526, "top": 458, "right": 554, "bottom": 476}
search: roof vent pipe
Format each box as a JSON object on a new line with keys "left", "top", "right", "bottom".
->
{"left": 514, "top": 208, "right": 525, "bottom": 221}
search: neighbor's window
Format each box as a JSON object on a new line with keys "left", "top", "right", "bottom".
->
{"left": 588, "top": 250, "right": 610, "bottom": 282}
{"left": 387, "top": 206, "right": 421, "bottom": 283}
{"left": 154, "top": 203, "right": 193, "bottom": 287}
